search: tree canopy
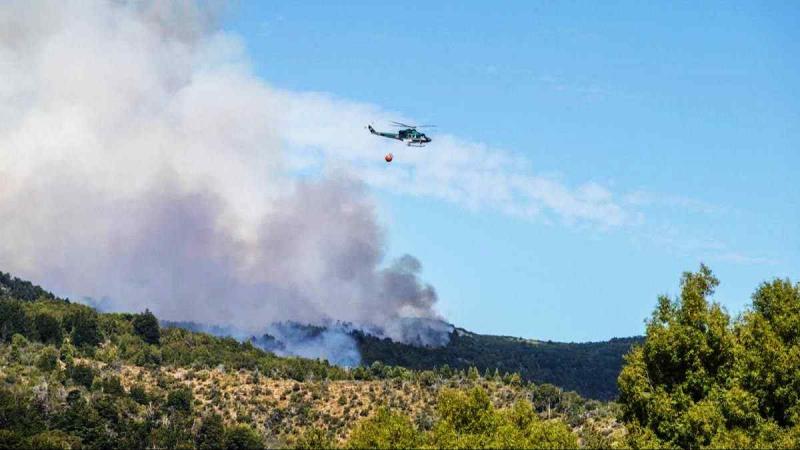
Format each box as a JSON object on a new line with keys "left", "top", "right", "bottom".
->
{"left": 618, "top": 265, "right": 800, "bottom": 448}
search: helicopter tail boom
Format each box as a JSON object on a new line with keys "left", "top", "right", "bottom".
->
{"left": 367, "top": 124, "right": 402, "bottom": 140}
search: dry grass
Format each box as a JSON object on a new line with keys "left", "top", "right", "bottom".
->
{"left": 117, "top": 365, "right": 530, "bottom": 443}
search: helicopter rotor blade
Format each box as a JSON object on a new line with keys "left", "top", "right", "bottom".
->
{"left": 390, "top": 121, "right": 416, "bottom": 128}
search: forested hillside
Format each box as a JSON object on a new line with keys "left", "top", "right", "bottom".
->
{"left": 355, "top": 329, "right": 641, "bottom": 401}
{"left": 0, "top": 271, "right": 60, "bottom": 302}
{"left": 2, "top": 267, "right": 798, "bottom": 449}
{"left": 0, "top": 272, "right": 622, "bottom": 449}
{"left": 166, "top": 319, "right": 640, "bottom": 400}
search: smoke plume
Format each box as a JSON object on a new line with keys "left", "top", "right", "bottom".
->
{"left": 0, "top": 0, "right": 449, "bottom": 354}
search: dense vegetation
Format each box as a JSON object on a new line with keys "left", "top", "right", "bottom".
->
{"left": 168, "top": 319, "right": 638, "bottom": 400}
{"left": 3, "top": 266, "right": 798, "bottom": 449}
{"left": 0, "top": 271, "right": 60, "bottom": 302}
{"left": 342, "top": 387, "right": 578, "bottom": 449}
{"left": 618, "top": 265, "right": 800, "bottom": 448}
{"left": 356, "top": 329, "right": 640, "bottom": 401}
{"left": 0, "top": 272, "right": 619, "bottom": 449}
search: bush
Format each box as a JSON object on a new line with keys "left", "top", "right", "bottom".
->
{"left": 36, "top": 346, "right": 60, "bottom": 372}
{"left": 11, "top": 333, "right": 28, "bottom": 348}
{"left": 0, "top": 430, "right": 24, "bottom": 450}
{"left": 101, "top": 375, "right": 125, "bottom": 396}
{"left": 27, "top": 430, "right": 82, "bottom": 450}
{"left": 34, "top": 313, "right": 63, "bottom": 346}
{"left": 134, "top": 344, "right": 163, "bottom": 367}
{"left": 294, "top": 427, "right": 334, "bottom": 449}
{"left": 197, "top": 413, "right": 225, "bottom": 450}
{"left": 133, "top": 309, "right": 161, "bottom": 345}
{"left": 0, "top": 300, "right": 30, "bottom": 342}
{"left": 66, "top": 308, "right": 102, "bottom": 347}
{"left": 166, "top": 387, "right": 194, "bottom": 413}
{"left": 130, "top": 384, "right": 149, "bottom": 405}
{"left": 224, "top": 425, "right": 264, "bottom": 450}
{"left": 423, "top": 387, "right": 577, "bottom": 449}
{"left": 346, "top": 407, "right": 422, "bottom": 449}
{"left": 70, "top": 363, "right": 95, "bottom": 389}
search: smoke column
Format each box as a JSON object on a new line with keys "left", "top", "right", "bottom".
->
{"left": 0, "top": 1, "right": 449, "bottom": 357}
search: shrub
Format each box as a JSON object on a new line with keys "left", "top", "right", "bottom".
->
{"left": 167, "top": 387, "right": 194, "bottom": 413}
{"left": 101, "top": 375, "right": 125, "bottom": 396}
{"left": 346, "top": 407, "right": 422, "bottom": 449}
{"left": 0, "top": 430, "right": 24, "bottom": 450}
{"left": 294, "top": 427, "right": 334, "bottom": 449}
{"left": 0, "top": 300, "right": 30, "bottom": 342}
{"left": 197, "top": 413, "right": 225, "bottom": 450}
{"left": 224, "top": 424, "right": 264, "bottom": 450}
{"left": 26, "top": 430, "right": 81, "bottom": 450}
{"left": 66, "top": 308, "right": 102, "bottom": 347}
{"left": 36, "top": 346, "right": 60, "bottom": 372}
{"left": 130, "top": 384, "right": 149, "bottom": 405}
{"left": 11, "top": 333, "right": 28, "bottom": 348}
{"left": 34, "top": 313, "right": 63, "bottom": 346}
{"left": 133, "top": 309, "right": 161, "bottom": 345}
{"left": 70, "top": 363, "right": 95, "bottom": 389}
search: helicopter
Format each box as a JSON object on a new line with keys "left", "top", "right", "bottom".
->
{"left": 367, "top": 121, "right": 434, "bottom": 147}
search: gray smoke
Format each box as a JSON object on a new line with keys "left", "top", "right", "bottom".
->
{"left": 0, "top": 0, "right": 450, "bottom": 353}
{"left": 257, "top": 323, "right": 362, "bottom": 367}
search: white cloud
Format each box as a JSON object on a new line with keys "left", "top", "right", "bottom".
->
{"left": 624, "top": 190, "right": 726, "bottom": 215}
{"left": 269, "top": 91, "right": 633, "bottom": 228}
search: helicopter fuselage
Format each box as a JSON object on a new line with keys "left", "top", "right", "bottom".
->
{"left": 368, "top": 124, "right": 431, "bottom": 146}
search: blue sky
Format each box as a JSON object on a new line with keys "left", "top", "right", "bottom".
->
{"left": 224, "top": 1, "right": 799, "bottom": 341}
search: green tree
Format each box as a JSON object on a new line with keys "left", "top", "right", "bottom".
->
{"left": 224, "top": 425, "right": 264, "bottom": 450}
{"left": 494, "top": 400, "right": 577, "bottom": 449}
{"left": 0, "top": 299, "right": 30, "bottom": 342}
{"left": 66, "top": 308, "right": 102, "bottom": 347}
{"left": 155, "top": 412, "right": 194, "bottom": 449}
{"left": 429, "top": 387, "right": 498, "bottom": 448}
{"left": 101, "top": 375, "right": 125, "bottom": 396}
{"left": 69, "top": 363, "right": 95, "bottom": 389}
{"left": 34, "top": 313, "right": 63, "bottom": 346}
{"left": 196, "top": 413, "right": 226, "bottom": 450}
{"left": 27, "top": 430, "right": 82, "bottom": 450}
{"left": 736, "top": 279, "right": 800, "bottom": 427}
{"left": 618, "top": 265, "right": 735, "bottom": 448}
{"left": 0, "top": 430, "right": 25, "bottom": 450}
{"left": 618, "top": 268, "right": 800, "bottom": 448}
{"left": 0, "top": 387, "right": 46, "bottom": 436}
{"left": 166, "top": 387, "right": 194, "bottom": 413}
{"left": 133, "top": 309, "right": 161, "bottom": 345}
{"left": 36, "top": 346, "right": 60, "bottom": 371}
{"left": 425, "top": 387, "right": 576, "bottom": 449}
{"left": 531, "top": 384, "right": 563, "bottom": 419}
{"left": 346, "top": 407, "right": 422, "bottom": 449}
{"left": 130, "top": 384, "right": 149, "bottom": 405}
{"left": 294, "top": 427, "right": 335, "bottom": 449}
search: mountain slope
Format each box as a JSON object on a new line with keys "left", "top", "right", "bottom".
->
{"left": 0, "top": 271, "right": 625, "bottom": 448}
{"left": 354, "top": 328, "right": 641, "bottom": 400}
{"left": 1, "top": 270, "right": 638, "bottom": 400}
{"left": 0, "top": 271, "right": 60, "bottom": 302}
